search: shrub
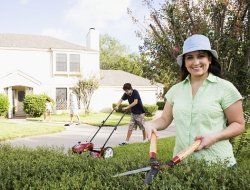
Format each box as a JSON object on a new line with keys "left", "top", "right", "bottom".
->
{"left": 243, "top": 95, "right": 250, "bottom": 113}
{"left": 143, "top": 104, "right": 158, "bottom": 116}
{"left": 0, "top": 137, "right": 250, "bottom": 189}
{"left": 112, "top": 103, "right": 130, "bottom": 114}
{"left": 156, "top": 101, "right": 165, "bottom": 110}
{"left": 0, "top": 93, "right": 9, "bottom": 117}
{"left": 112, "top": 103, "right": 158, "bottom": 116}
{"left": 231, "top": 123, "right": 250, "bottom": 159}
{"left": 23, "top": 94, "right": 53, "bottom": 117}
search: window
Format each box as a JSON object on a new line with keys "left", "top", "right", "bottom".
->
{"left": 54, "top": 53, "right": 81, "bottom": 74}
{"left": 70, "top": 54, "right": 80, "bottom": 72}
{"left": 56, "top": 88, "right": 67, "bottom": 110}
{"left": 56, "top": 53, "right": 67, "bottom": 72}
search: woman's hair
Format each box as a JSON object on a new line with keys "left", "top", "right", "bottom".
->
{"left": 123, "top": 83, "right": 132, "bottom": 90}
{"left": 180, "top": 51, "right": 222, "bottom": 80}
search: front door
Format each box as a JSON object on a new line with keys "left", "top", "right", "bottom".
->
{"left": 15, "top": 90, "right": 26, "bottom": 117}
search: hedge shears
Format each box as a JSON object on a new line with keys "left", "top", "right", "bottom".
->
{"left": 113, "top": 133, "right": 201, "bottom": 184}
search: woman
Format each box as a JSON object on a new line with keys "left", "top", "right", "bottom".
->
{"left": 145, "top": 34, "right": 245, "bottom": 166}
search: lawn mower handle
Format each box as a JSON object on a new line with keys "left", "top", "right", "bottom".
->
{"left": 89, "top": 109, "right": 116, "bottom": 142}
{"left": 101, "top": 110, "right": 127, "bottom": 148}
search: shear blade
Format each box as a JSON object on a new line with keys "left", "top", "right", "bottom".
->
{"left": 144, "top": 168, "right": 159, "bottom": 184}
{"left": 113, "top": 166, "right": 151, "bottom": 177}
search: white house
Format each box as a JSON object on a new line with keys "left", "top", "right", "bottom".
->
{"left": 93, "top": 70, "right": 163, "bottom": 112}
{"left": 0, "top": 30, "right": 163, "bottom": 118}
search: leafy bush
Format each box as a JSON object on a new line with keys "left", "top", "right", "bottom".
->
{"left": 0, "top": 93, "right": 9, "bottom": 117}
{"left": 112, "top": 103, "right": 130, "bottom": 114}
{"left": 143, "top": 104, "right": 158, "bottom": 116}
{"left": 156, "top": 101, "right": 165, "bottom": 110}
{"left": 112, "top": 103, "right": 158, "bottom": 116}
{"left": 23, "top": 94, "right": 53, "bottom": 117}
{"left": 0, "top": 137, "right": 250, "bottom": 189}
{"left": 231, "top": 123, "right": 250, "bottom": 160}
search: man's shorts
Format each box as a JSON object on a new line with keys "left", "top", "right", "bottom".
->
{"left": 128, "top": 113, "right": 145, "bottom": 131}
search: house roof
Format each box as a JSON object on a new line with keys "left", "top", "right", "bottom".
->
{"left": 0, "top": 33, "right": 89, "bottom": 50}
{"left": 100, "top": 70, "right": 163, "bottom": 87}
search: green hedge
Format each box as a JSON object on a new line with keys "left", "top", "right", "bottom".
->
{"left": 0, "top": 136, "right": 249, "bottom": 189}
{"left": 23, "top": 94, "right": 53, "bottom": 117}
{"left": 143, "top": 104, "right": 158, "bottom": 116}
{"left": 112, "top": 103, "right": 158, "bottom": 116}
{"left": 156, "top": 101, "right": 165, "bottom": 110}
{"left": 0, "top": 93, "right": 9, "bottom": 117}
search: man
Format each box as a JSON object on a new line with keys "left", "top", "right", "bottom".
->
{"left": 115, "top": 83, "right": 147, "bottom": 145}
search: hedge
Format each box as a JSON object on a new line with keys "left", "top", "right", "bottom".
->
{"left": 112, "top": 103, "right": 158, "bottom": 117}
{"left": 156, "top": 101, "right": 165, "bottom": 110}
{"left": 23, "top": 94, "right": 53, "bottom": 117}
{"left": 0, "top": 93, "right": 9, "bottom": 117}
{"left": 0, "top": 136, "right": 249, "bottom": 189}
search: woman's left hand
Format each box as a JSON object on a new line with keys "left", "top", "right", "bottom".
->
{"left": 195, "top": 134, "right": 218, "bottom": 151}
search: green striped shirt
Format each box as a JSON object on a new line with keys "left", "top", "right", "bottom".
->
{"left": 165, "top": 73, "right": 242, "bottom": 166}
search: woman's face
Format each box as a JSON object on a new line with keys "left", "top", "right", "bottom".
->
{"left": 184, "top": 51, "right": 211, "bottom": 78}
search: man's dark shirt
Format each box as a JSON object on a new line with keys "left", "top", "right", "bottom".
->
{"left": 121, "top": 89, "right": 145, "bottom": 114}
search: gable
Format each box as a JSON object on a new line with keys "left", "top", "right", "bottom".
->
{"left": 0, "top": 70, "right": 41, "bottom": 88}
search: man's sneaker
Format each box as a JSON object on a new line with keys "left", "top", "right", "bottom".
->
{"left": 119, "top": 141, "right": 129, "bottom": 146}
{"left": 143, "top": 139, "right": 149, "bottom": 143}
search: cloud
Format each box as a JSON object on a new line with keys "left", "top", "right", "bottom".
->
{"left": 19, "top": 0, "right": 30, "bottom": 5}
{"left": 64, "top": 0, "right": 132, "bottom": 31}
{"left": 41, "top": 28, "right": 70, "bottom": 40}
{"left": 63, "top": 0, "right": 145, "bottom": 51}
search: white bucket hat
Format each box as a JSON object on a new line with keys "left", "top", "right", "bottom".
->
{"left": 176, "top": 34, "right": 218, "bottom": 67}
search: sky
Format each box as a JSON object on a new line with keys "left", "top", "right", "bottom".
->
{"left": 0, "top": 0, "right": 163, "bottom": 53}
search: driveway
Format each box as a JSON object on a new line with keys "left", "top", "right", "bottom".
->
{"left": 4, "top": 112, "right": 176, "bottom": 151}
{"left": 6, "top": 123, "right": 175, "bottom": 150}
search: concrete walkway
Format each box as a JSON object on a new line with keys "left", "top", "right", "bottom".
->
{"left": 4, "top": 112, "right": 176, "bottom": 151}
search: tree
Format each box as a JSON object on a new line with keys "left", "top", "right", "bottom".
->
{"left": 73, "top": 77, "right": 99, "bottom": 114}
{"left": 129, "top": 0, "right": 250, "bottom": 95}
{"left": 100, "top": 34, "right": 145, "bottom": 76}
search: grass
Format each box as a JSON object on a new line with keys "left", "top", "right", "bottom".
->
{"left": 0, "top": 119, "right": 65, "bottom": 141}
{"left": 27, "top": 112, "right": 133, "bottom": 126}
{"left": 0, "top": 112, "right": 151, "bottom": 141}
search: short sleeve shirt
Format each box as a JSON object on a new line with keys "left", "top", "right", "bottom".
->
{"left": 122, "top": 89, "right": 145, "bottom": 114}
{"left": 165, "top": 73, "right": 242, "bottom": 166}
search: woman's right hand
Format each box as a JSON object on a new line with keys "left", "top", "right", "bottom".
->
{"left": 144, "top": 122, "right": 158, "bottom": 140}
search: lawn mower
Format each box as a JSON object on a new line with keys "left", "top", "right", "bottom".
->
{"left": 72, "top": 109, "right": 127, "bottom": 159}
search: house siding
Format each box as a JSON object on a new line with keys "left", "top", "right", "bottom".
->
{"left": 0, "top": 32, "right": 163, "bottom": 118}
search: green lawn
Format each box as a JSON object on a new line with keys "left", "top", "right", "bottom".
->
{"left": 0, "top": 112, "right": 141, "bottom": 141}
{"left": 26, "top": 112, "right": 151, "bottom": 126}
{"left": 0, "top": 120, "right": 65, "bottom": 141}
